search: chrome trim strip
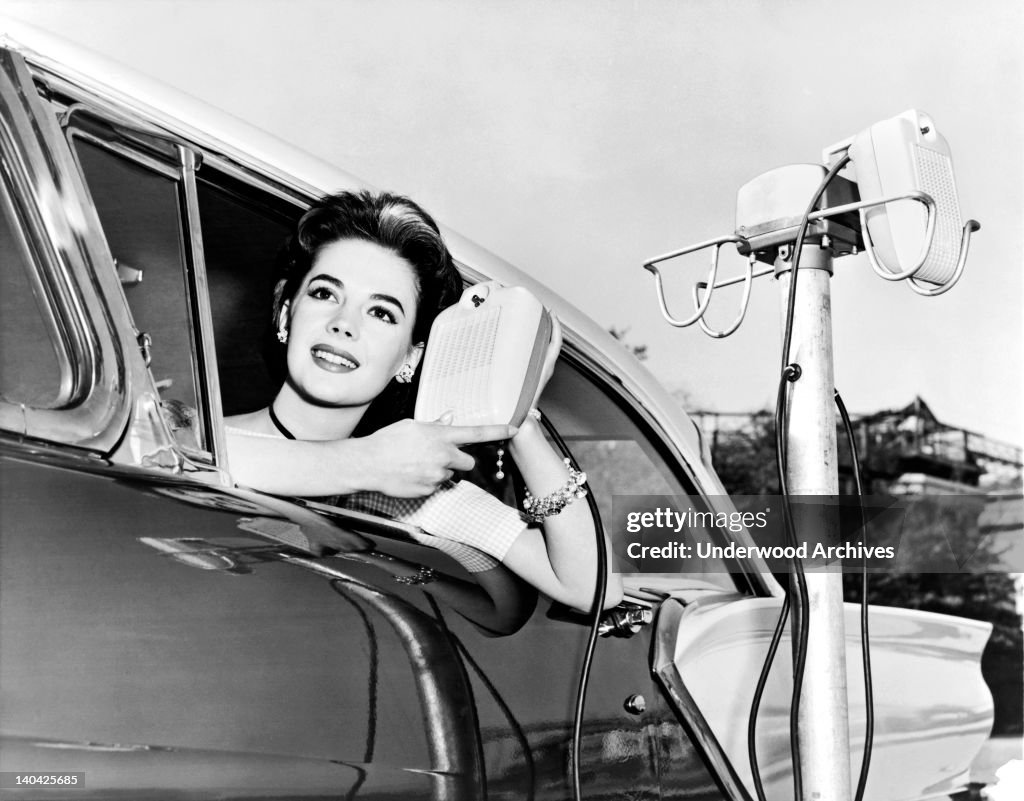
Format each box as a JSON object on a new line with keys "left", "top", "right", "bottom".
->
{"left": 59, "top": 99, "right": 205, "bottom": 157}
{"left": 66, "top": 126, "right": 181, "bottom": 180}
{"left": 652, "top": 600, "right": 754, "bottom": 801}
{"left": 279, "top": 558, "right": 484, "bottom": 800}
{"left": 179, "top": 145, "right": 228, "bottom": 475}
{"left": 0, "top": 176, "right": 76, "bottom": 401}
{"left": 201, "top": 152, "right": 310, "bottom": 209}
{"left": 0, "top": 48, "right": 132, "bottom": 451}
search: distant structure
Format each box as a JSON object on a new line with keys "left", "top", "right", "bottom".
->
{"left": 692, "top": 395, "right": 1023, "bottom": 496}
{"left": 836, "top": 396, "right": 1023, "bottom": 496}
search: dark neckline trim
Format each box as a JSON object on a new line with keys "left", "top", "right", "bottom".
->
{"left": 268, "top": 404, "right": 296, "bottom": 440}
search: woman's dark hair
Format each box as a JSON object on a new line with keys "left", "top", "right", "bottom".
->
{"left": 277, "top": 190, "right": 462, "bottom": 342}
{"left": 270, "top": 190, "right": 463, "bottom": 434}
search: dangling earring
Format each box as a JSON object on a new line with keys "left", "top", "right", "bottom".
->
{"left": 276, "top": 301, "right": 290, "bottom": 344}
{"left": 495, "top": 446, "right": 505, "bottom": 480}
{"left": 395, "top": 364, "right": 415, "bottom": 384}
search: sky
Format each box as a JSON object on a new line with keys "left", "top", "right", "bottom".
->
{"left": 5, "top": 0, "right": 1023, "bottom": 446}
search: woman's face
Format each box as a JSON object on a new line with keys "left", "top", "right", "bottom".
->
{"left": 283, "top": 238, "right": 421, "bottom": 408}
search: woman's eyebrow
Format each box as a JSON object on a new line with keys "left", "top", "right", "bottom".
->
{"left": 308, "top": 274, "right": 406, "bottom": 316}
{"left": 308, "top": 273, "right": 343, "bottom": 290}
{"left": 370, "top": 293, "right": 406, "bottom": 315}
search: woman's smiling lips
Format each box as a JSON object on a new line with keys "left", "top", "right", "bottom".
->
{"left": 311, "top": 344, "right": 360, "bottom": 372}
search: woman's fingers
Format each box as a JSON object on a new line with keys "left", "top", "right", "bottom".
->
{"left": 367, "top": 418, "right": 517, "bottom": 496}
{"left": 446, "top": 447, "right": 476, "bottom": 473}
{"left": 441, "top": 422, "right": 517, "bottom": 444}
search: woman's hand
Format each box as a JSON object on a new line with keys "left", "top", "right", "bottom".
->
{"left": 351, "top": 417, "right": 517, "bottom": 498}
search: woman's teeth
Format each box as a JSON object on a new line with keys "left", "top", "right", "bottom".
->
{"left": 313, "top": 349, "right": 357, "bottom": 368}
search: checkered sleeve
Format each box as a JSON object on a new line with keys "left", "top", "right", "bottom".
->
{"left": 343, "top": 481, "right": 527, "bottom": 571}
{"left": 407, "top": 532, "right": 500, "bottom": 574}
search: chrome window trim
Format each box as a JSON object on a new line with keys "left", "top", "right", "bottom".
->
{"left": 201, "top": 153, "right": 311, "bottom": 210}
{"left": 66, "top": 125, "right": 182, "bottom": 181}
{"left": 48, "top": 81, "right": 314, "bottom": 469}
{"left": 652, "top": 598, "right": 753, "bottom": 801}
{"left": 0, "top": 48, "right": 132, "bottom": 450}
{"left": 0, "top": 168, "right": 76, "bottom": 403}
{"left": 179, "top": 145, "right": 226, "bottom": 468}
{"left": 186, "top": 157, "right": 311, "bottom": 468}
{"left": 183, "top": 154, "right": 312, "bottom": 465}
{"left": 63, "top": 117, "right": 226, "bottom": 466}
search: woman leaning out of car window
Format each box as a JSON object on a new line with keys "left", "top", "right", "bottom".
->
{"left": 224, "top": 190, "right": 622, "bottom": 612}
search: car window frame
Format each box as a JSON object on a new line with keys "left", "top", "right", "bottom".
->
{"left": 31, "top": 59, "right": 322, "bottom": 481}
{"left": 61, "top": 107, "right": 229, "bottom": 466}
{"left": 0, "top": 47, "right": 132, "bottom": 450}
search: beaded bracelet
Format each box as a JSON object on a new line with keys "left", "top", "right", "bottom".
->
{"left": 522, "top": 458, "right": 588, "bottom": 523}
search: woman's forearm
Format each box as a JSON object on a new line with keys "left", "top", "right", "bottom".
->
{"left": 226, "top": 430, "right": 373, "bottom": 496}
{"left": 226, "top": 418, "right": 515, "bottom": 498}
{"left": 506, "top": 417, "right": 623, "bottom": 611}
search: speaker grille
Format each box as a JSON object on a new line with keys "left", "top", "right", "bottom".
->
{"left": 417, "top": 306, "right": 501, "bottom": 422}
{"left": 915, "top": 144, "right": 963, "bottom": 284}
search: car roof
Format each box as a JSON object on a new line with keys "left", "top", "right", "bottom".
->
{"left": 0, "top": 15, "right": 714, "bottom": 488}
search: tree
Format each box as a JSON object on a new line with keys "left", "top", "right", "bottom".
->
{"left": 705, "top": 411, "right": 779, "bottom": 496}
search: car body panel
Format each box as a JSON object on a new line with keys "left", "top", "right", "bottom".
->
{"left": 0, "top": 448, "right": 727, "bottom": 800}
{"left": 654, "top": 597, "right": 993, "bottom": 801}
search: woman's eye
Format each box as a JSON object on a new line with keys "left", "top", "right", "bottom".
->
{"left": 368, "top": 306, "right": 398, "bottom": 325}
{"left": 308, "top": 285, "right": 336, "bottom": 301}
